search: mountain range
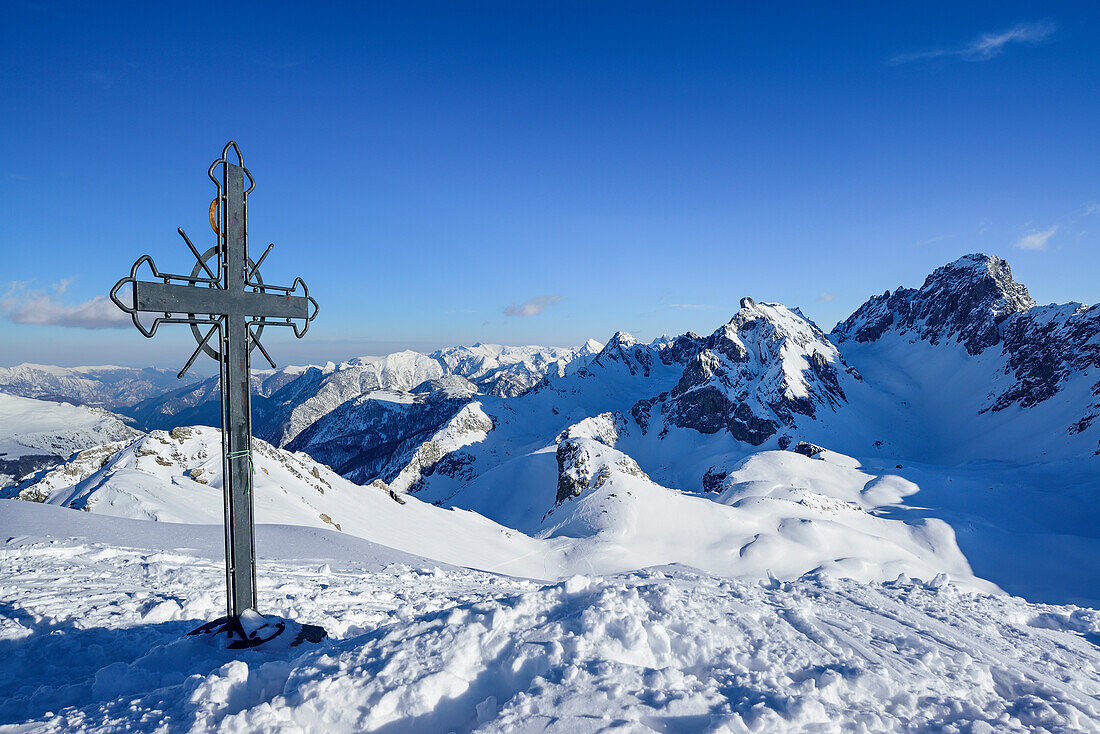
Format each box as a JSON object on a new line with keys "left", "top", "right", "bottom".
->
{"left": 4, "top": 253, "right": 1099, "bottom": 605}
{"left": 4, "top": 253, "right": 1097, "bottom": 486}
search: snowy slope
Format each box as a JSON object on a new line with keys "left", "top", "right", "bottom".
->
{"left": 834, "top": 253, "right": 1100, "bottom": 460}
{"left": 2, "top": 503, "right": 1099, "bottom": 732}
{"left": 2, "top": 426, "right": 562, "bottom": 578}
{"left": 0, "top": 393, "right": 137, "bottom": 488}
{"left": 7, "top": 422, "right": 1016, "bottom": 592}
{"left": 117, "top": 344, "right": 600, "bottom": 495}
{"left": 2, "top": 252, "right": 1100, "bottom": 731}
{"left": 655, "top": 298, "right": 855, "bottom": 445}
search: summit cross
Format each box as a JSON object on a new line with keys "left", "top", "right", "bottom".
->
{"left": 111, "top": 141, "right": 319, "bottom": 646}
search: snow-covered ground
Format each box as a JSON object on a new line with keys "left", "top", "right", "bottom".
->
{"left": 3, "top": 502, "right": 1099, "bottom": 733}
{"left": 3, "top": 425, "right": 1011, "bottom": 594}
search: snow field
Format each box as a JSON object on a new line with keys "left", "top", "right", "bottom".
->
{"left": 2, "top": 516, "right": 1099, "bottom": 733}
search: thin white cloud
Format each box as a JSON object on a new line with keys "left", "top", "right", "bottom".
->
{"left": 1015, "top": 225, "right": 1058, "bottom": 250}
{"left": 668, "top": 303, "right": 711, "bottom": 310}
{"left": 503, "top": 295, "right": 562, "bottom": 318}
{"left": 890, "top": 21, "right": 1056, "bottom": 65}
{"left": 0, "top": 281, "right": 129, "bottom": 329}
{"left": 914, "top": 234, "right": 954, "bottom": 247}
{"left": 816, "top": 293, "right": 837, "bottom": 303}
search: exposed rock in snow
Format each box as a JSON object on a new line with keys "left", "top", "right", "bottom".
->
{"left": 386, "top": 403, "right": 495, "bottom": 494}
{"left": 660, "top": 299, "right": 849, "bottom": 445}
{"left": 793, "top": 440, "right": 825, "bottom": 458}
{"left": 284, "top": 389, "right": 470, "bottom": 482}
{"left": 992, "top": 301, "right": 1100, "bottom": 412}
{"left": 834, "top": 252, "right": 1100, "bottom": 454}
{"left": 555, "top": 411, "right": 627, "bottom": 447}
{"left": 4, "top": 254, "right": 1100, "bottom": 732}
{"left": 833, "top": 253, "right": 1035, "bottom": 355}
{"left": 119, "top": 345, "right": 595, "bottom": 486}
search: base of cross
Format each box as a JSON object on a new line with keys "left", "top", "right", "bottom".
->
{"left": 187, "top": 611, "right": 328, "bottom": 650}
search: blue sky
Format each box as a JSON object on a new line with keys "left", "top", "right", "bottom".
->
{"left": 2, "top": 1, "right": 1098, "bottom": 368}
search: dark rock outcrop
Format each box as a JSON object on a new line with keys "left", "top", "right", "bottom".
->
{"left": 833, "top": 254, "right": 1035, "bottom": 355}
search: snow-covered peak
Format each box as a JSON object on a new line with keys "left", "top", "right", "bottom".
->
{"left": 657, "top": 299, "right": 850, "bottom": 445}
{"left": 587, "top": 331, "right": 663, "bottom": 378}
{"left": 604, "top": 331, "right": 638, "bottom": 350}
{"left": 833, "top": 252, "right": 1035, "bottom": 355}
{"left": 579, "top": 338, "right": 604, "bottom": 355}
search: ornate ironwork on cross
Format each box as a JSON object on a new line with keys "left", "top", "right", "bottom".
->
{"left": 111, "top": 141, "right": 322, "bottom": 647}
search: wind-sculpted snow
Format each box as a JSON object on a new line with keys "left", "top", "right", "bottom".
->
{"left": 7, "top": 419, "right": 1025, "bottom": 592}
{"left": 2, "top": 507, "right": 1098, "bottom": 732}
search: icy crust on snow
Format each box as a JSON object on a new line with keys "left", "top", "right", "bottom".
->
{"left": 1, "top": 521, "right": 1097, "bottom": 733}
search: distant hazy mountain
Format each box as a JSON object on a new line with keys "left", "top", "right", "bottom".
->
{"left": 0, "top": 364, "right": 200, "bottom": 408}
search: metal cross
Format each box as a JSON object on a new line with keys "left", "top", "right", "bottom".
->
{"left": 111, "top": 141, "right": 318, "bottom": 645}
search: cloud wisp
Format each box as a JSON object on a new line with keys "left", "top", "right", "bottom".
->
{"left": 1015, "top": 225, "right": 1058, "bottom": 251}
{"left": 890, "top": 21, "right": 1056, "bottom": 65}
{"left": 503, "top": 295, "right": 562, "bottom": 318}
{"left": 668, "top": 303, "right": 711, "bottom": 310}
{"left": 0, "top": 281, "right": 129, "bottom": 329}
{"left": 816, "top": 293, "right": 837, "bottom": 303}
{"left": 913, "top": 234, "right": 954, "bottom": 248}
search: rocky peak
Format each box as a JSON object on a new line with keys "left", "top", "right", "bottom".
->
{"left": 657, "top": 302, "right": 849, "bottom": 445}
{"left": 591, "top": 331, "right": 654, "bottom": 377}
{"left": 605, "top": 331, "right": 638, "bottom": 349}
{"left": 833, "top": 253, "right": 1036, "bottom": 355}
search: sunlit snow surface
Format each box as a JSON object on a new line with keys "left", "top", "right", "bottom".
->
{"left": 2, "top": 504, "right": 1099, "bottom": 733}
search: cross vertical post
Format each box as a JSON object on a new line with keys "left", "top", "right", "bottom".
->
{"left": 222, "top": 161, "right": 257, "bottom": 618}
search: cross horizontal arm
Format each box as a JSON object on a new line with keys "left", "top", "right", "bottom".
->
{"left": 134, "top": 281, "right": 309, "bottom": 320}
